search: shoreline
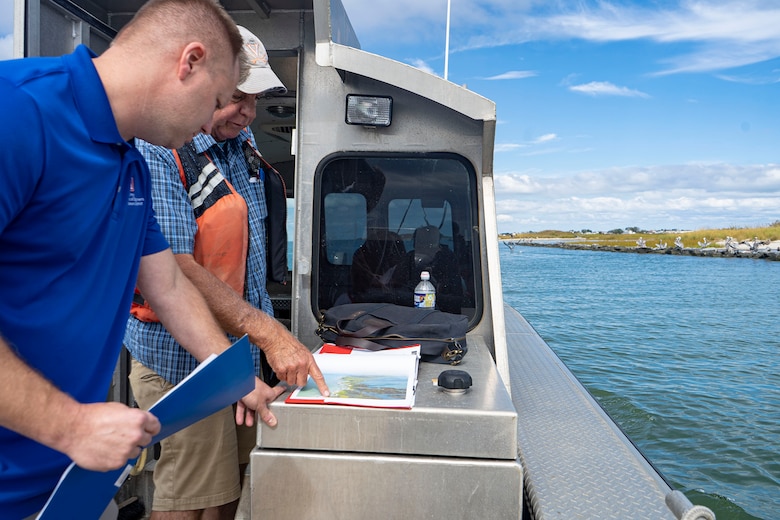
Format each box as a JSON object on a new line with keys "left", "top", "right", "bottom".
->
{"left": 503, "top": 239, "right": 780, "bottom": 261}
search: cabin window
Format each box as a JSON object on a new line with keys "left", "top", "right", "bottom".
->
{"left": 314, "top": 154, "right": 480, "bottom": 321}
{"left": 286, "top": 197, "right": 295, "bottom": 271}
{"left": 323, "top": 193, "right": 367, "bottom": 265}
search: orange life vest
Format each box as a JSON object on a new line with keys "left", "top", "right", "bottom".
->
{"left": 131, "top": 142, "right": 249, "bottom": 322}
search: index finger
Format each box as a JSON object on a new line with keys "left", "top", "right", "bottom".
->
{"left": 308, "top": 361, "right": 330, "bottom": 397}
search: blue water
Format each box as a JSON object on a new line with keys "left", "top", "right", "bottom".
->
{"left": 500, "top": 245, "right": 780, "bottom": 520}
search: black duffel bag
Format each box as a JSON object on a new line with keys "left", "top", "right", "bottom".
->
{"left": 316, "top": 303, "right": 468, "bottom": 365}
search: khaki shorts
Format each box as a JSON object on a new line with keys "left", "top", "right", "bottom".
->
{"left": 129, "top": 359, "right": 256, "bottom": 512}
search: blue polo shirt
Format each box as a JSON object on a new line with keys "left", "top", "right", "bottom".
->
{"left": 0, "top": 46, "right": 169, "bottom": 518}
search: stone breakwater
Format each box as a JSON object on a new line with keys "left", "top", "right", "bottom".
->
{"left": 508, "top": 240, "right": 780, "bottom": 261}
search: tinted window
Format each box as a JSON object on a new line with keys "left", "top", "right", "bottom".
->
{"left": 315, "top": 155, "right": 479, "bottom": 320}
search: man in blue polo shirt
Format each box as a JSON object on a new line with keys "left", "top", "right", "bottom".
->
{"left": 125, "top": 27, "right": 329, "bottom": 519}
{"left": 0, "top": 0, "right": 281, "bottom": 518}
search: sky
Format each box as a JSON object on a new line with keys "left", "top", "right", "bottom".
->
{"left": 0, "top": 0, "right": 11, "bottom": 59}
{"left": 1, "top": 1, "right": 778, "bottom": 233}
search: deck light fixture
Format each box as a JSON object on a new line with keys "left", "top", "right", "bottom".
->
{"left": 345, "top": 94, "right": 392, "bottom": 127}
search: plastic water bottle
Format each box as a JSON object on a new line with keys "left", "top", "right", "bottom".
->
{"left": 414, "top": 271, "right": 436, "bottom": 308}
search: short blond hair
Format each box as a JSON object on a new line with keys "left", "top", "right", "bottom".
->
{"left": 116, "top": 0, "right": 248, "bottom": 81}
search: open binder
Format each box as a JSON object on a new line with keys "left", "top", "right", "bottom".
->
{"left": 285, "top": 343, "right": 421, "bottom": 409}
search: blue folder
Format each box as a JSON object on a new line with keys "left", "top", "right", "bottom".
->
{"left": 37, "top": 335, "right": 255, "bottom": 520}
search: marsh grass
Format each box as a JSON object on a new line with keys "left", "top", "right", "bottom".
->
{"left": 506, "top": 223, "right": 780, "bottom": 249}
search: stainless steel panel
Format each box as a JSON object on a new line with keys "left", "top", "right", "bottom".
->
{"left": 250, "top": 449, "right": 522, "bottom": 520}
{"left": 259, "top": 338, "right": 517, "bottom": 459}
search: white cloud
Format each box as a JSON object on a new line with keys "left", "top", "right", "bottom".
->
{"left": 0, "top": 0, "right": 12, "bottom": 61}
{"left": 536, "top": 2, "right": 779, "bottom": 43}
{"left": 346, "top": 1, "right": 780, "bottom": 75}
{"left": 532, "top": 2, "right": 780, "bottom": 74}
{"left": 409, "top": 58, "right": 436, "bottom": 75}
{"left": 496, "top": 133, "right": 558, "bottom": 153}
{"left": 533, "top": 133, "right": 557, "bottom": 143}
{"left": 0, "top": 33, "right": 12, "bottom": 61}
{"left": 495, "top": 172, "right": 542, "bottom": 194}
{"left": 493, "top": 162, "right": 780, "bottom": 232}
{"left": 497, "top": 163, "right": 780, "bottom": 197}
{"left": 495, "top": 143, "right": 525, "bottom": 152}
{"left": 716, "top": 71, "right": 780, "bottom": 85}
{"left": 569, "top": 81, "right": 650, "bottom": 98}
{"left": 484, "top": 70, "right": 537, "bottom": 80}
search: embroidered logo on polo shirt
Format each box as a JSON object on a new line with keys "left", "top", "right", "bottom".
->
{"left": 127, "top": 175, "right": 145, "bottom": 207}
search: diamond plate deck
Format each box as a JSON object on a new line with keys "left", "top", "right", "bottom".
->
{"left": 505, "top": 305, "right": 679, "bottom": 520}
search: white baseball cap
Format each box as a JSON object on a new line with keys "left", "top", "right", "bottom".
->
{"left": 237, "top": 25, "right": 287, "bottom": 95}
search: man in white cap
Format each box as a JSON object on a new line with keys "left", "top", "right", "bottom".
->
{"left": 124, "top": 26, "right": 328, "bottom": 519}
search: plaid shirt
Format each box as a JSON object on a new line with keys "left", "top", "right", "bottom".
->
{"left": 125, "top": 130, "right": 272, "bottom": 385}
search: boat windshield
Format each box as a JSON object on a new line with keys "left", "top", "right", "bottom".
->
{"left": 314, "top": 153, "right": 480, "bottom": 322}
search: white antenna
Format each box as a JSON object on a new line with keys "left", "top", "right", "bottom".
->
{"left": 444, "top": 0, "right": 451, "bottom": 80}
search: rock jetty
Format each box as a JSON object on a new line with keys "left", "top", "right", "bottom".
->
{"left": 506, "top": 238, "right": 780, "bottom": 261}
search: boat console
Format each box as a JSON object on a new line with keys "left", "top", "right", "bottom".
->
{"left": 251, "top": 336, "right": 522, "bottom": 519}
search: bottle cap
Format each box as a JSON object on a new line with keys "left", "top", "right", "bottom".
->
{"left": 421, "top": 271, "right": 430, "bottom": 280}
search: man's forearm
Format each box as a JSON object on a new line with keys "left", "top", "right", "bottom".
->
{"left": 0, "top": 337, "right": 160, "bottom": 470}
{"left": 172, "top": 252, "right": 327, "bottom": 393}
{"left": 175, "top": 253, "right": 285, "bottom": 347}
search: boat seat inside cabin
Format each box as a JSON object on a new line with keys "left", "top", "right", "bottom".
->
{"left": 412, "top": 225, "right": 441, "bottom": 270}
{"left": 350, "top": 228, "right": 407, "bottom": 303}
